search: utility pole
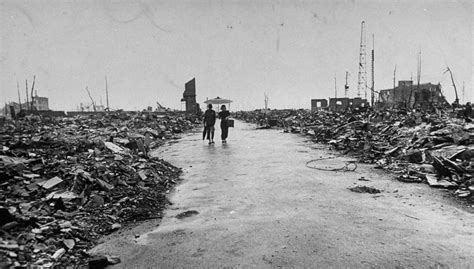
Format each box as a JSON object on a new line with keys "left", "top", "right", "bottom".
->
{"left": 357, "top": 21, "right": 368, "bottom": 99}
{"left": 462, "top": 81, "right": 465, "bottom": 104}
{"left": 105, "top": 75, "right": 109, "bottom": 110}
{"left": 393, "top": 65, "right": 397, "bottom": 89}
{"left": 264, "top": 93, "right": 269, "bottom": 110}
{"left": 30, "top": 75, "right": 36, "bottom": 111}
{"left": 417, "top": 50, "right": 421, "bottom": 86}
{"left": 17, "top": 81, "right": 21, "bottom": 110}
{"left": 334, "top": 73, "right": 337, "bottom": 99}
{"left": 406, "top": 72, "right": 413, "bottom": 108}
{"left": 371, "top": 34, "right": 375, "bottom": 107}
{"left": 86, "top": 86, "right": 97, "bottom": 112}
{"left": 444, "top": 66, "right": 459, "bottom": 105}
{"left": 25, "top": 80, "right": 29, "bottom": 112}
{"left": 344, "top": 72, "right": 349, "bottom": 97}
{"left": 409, "top": 50, "right": 421, "bottom": 108}
{"left": 415, "top": 50, "right": 421, "bottom": 107}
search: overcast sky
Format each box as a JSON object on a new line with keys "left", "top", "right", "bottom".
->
{"left": 1, "top": 0, "right": 472, "bottom": 111}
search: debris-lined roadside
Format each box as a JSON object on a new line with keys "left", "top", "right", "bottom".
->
{"left": 235, "top": 108, "right": 474, "bottom": 204}
{"left": 0, "top": 112, "right": 199, "bottom": 268}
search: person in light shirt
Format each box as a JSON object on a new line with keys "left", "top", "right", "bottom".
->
{"left": 218, "top": 105, "right": 231, "bottom": 143}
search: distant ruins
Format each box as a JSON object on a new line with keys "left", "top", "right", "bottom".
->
{"left": 311, "top": 80, "right": 449, "bottom": 111}
{"left": 311, "top": 97, "right": 369, "bottom": 111}
{"left": 2, "top": 94, "right": 49, "bottom": 116}
{"left": 181, "top": 78, "right": 199, "bottom": 113}
{"left": 378, "top": 80, "right": 449, "bottom": 109}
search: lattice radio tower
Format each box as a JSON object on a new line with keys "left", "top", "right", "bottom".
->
{"left": 357, "top": 21, "right": 368, "bottom": 98}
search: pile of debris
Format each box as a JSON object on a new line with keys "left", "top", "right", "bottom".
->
{"left": 0, "top": 111, "right": 199, "bottom": 267}
{"left": 235, "top": 108, "right": 474, "bottom": 203}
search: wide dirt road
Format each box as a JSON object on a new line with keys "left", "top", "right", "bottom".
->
{"left": 92, "top": 120, "right": 474, "bottom": 268}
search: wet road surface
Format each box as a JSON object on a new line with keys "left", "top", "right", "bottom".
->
{"left": 92, "top": 120, "right": 474, "bottom": 268}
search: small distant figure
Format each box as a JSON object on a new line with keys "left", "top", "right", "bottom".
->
{"left": 203, "top": 104, "right": 216, "bottom": 144}
{"left": 218, "top": 105, "right": 231, "bottom": 143}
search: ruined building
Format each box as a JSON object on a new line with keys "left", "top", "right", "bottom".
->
{"left": 378, "top": 80, "right": 449, "bottom": 109}
{"left": 32, "top": 96, "right": 49, "bottom": 111}
{"left": 2, "top": 95, "right": 49, "bottom": 116}
{"left": 311, "top": 97, "right": 368, "bottom": 111}
{"left": 311, "top": 99, "right": 328, "bottom": 110}
{"left": 181, "top": 78, "right": 199, "bottom": 113}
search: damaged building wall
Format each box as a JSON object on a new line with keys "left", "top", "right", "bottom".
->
{"left": 32, "top": 96, "right": 49, "bottom": 111}
{"left": 311, "top": 97, "right": 368, "bottom": 111}
{"left": 378, "top": 80, "right": 449, "bottom": 109}
{"left": 311, "top": 99, "right": 328, "bottom": 111}
{"left": 181, "top": 78, "right": 198, "bottom": 113}
{"left": 2, "top": 97, "right": 49, "bottom": 116}
{"left": 329, "top": 97, "right": 369, "bottom": 111}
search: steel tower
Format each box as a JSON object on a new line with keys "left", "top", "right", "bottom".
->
{"left": 357, "top": 21, "right": 367, "bottom": 98}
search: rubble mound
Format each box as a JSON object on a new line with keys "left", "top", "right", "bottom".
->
{"left": 0, "top": 111, "right": 199, "bottom": 267}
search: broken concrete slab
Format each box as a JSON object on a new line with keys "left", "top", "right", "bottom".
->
{"left": 46, "top": 190, "right": 80, "bottom": 200}
{"left": 103, "top": 141, "right": 125, "bottom": 154}
{"left": 37, "top": 176, "right": 63, "bottom": 190}
{"left": 425, "top": 174, "right": 457, "bottom": 188}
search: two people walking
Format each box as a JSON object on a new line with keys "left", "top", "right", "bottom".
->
{"left": 203, "top": 104, "right": 231, "bottom": 144}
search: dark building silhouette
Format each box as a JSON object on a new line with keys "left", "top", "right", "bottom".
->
{"left": 181, "top": 78, "right": 198, "bottom": 113}
{"left": 311, "top": 99, "right": 328, "bottom": 111}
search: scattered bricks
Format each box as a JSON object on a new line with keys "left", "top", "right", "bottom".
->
{"left": 63, "top": 239, "right": 75, "bottom": 250}
{"left": 348, "top": 186, "right": 382, "bottom": 194}
{"left": 405, "top": 149, "right": 424, "bottom": 163}
{"left": 89, "top": 194, "right": 105, "bottom": 207}
{"left": 0, "top": 244, "right": 20, "bottom": 251}
{"left": 0, "top": 111, "right": 199, "bottom": 267}
{"left": 52, "top": 248, "right": 66, "bottom": 260}
{"left": 103, "top": 142, "right": 125, "bottom": 154}
{"left": 426, "top": 174, "right": 458, "bottom": 188}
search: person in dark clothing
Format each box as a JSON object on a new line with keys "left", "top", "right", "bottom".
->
{"left": 203, "top": 104, "right": 216, "bottom": 144}
{"left": 218, "top": 105, "right": 231, "bottom": 143}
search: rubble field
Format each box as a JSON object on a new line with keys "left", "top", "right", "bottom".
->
{"left": 0, "top": 112, "right": 199, "bottom": 268}
{"left": 235, "top": 108, "right": 474, "bottom": 206}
